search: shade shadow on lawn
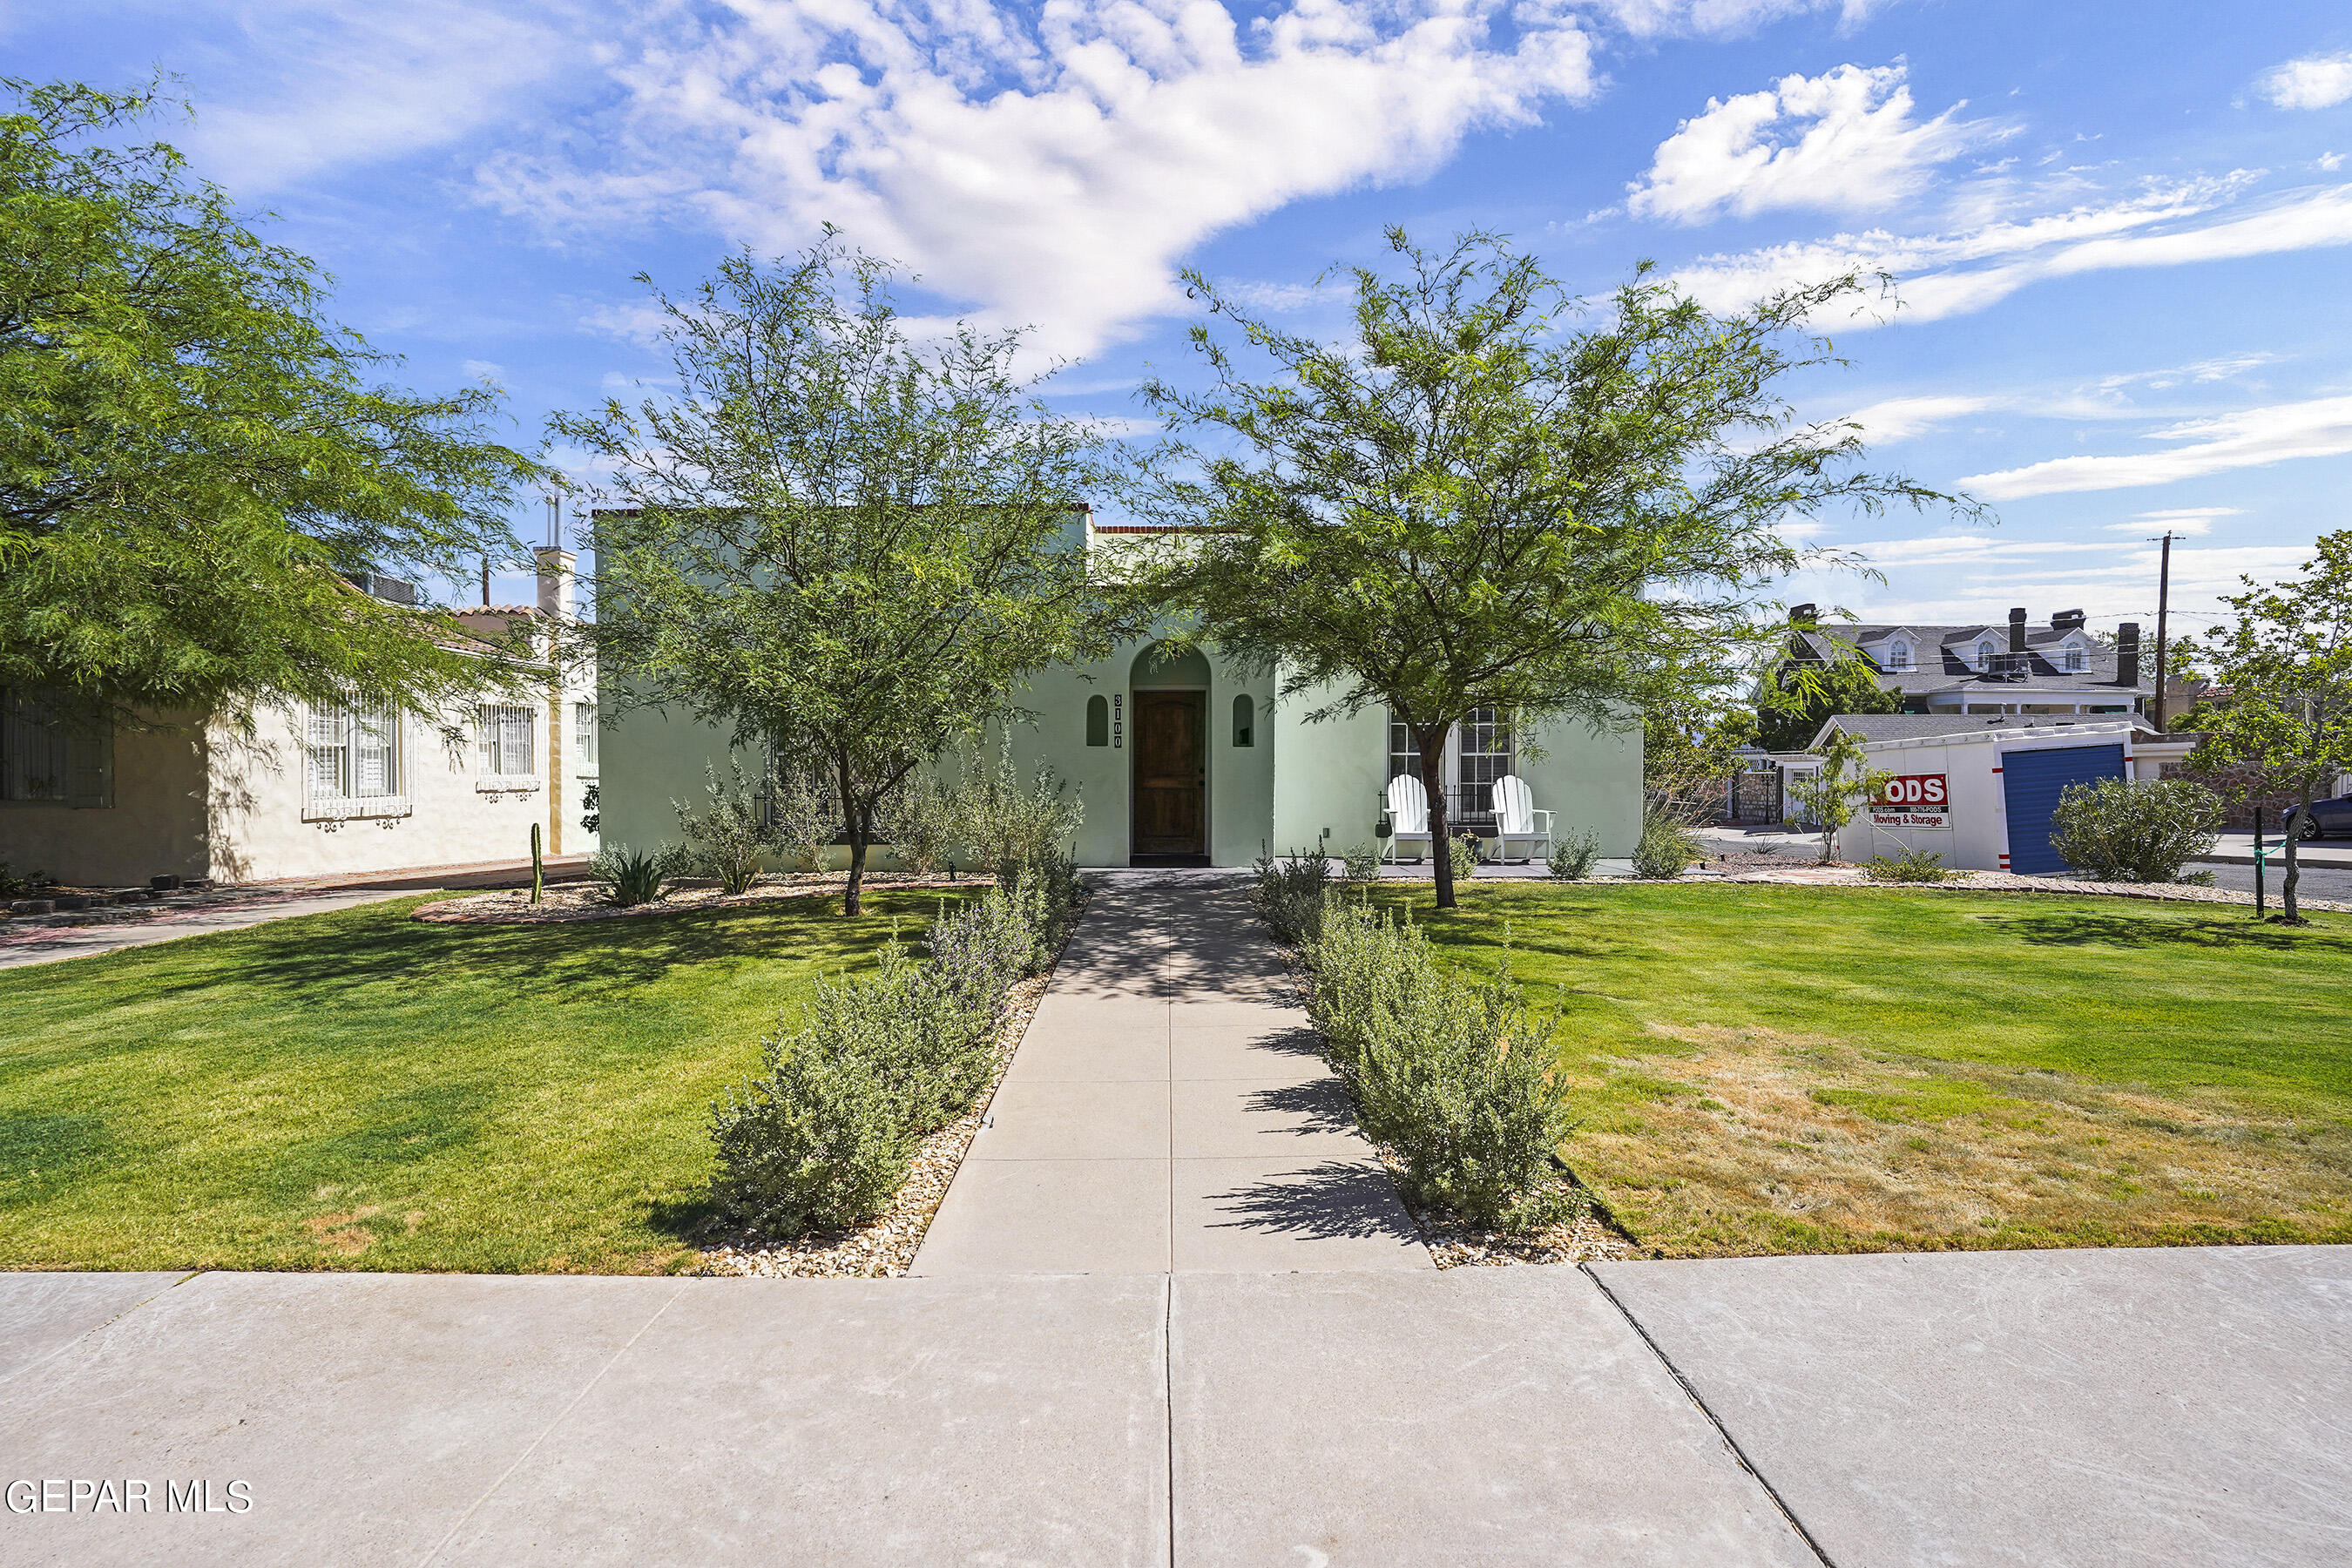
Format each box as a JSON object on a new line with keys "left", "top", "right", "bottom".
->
{"left": 1982, "top": 909, "right": 2352, "bottom": 953}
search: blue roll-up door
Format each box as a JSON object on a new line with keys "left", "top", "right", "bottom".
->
{"left": 2002, "top": 744, "right": 2126, "bottom": 874}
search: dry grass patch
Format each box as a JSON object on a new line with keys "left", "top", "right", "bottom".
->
{"left": 1580, "top": 1024, "right": 2352, "bottom": 1256}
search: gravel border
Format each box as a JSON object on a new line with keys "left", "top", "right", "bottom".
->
{"left": 413, "top": 871, "right": 986, "bottom": 924}
{"left": 1387, "top": 1160, "right": 1639, "bottom": 1268}
{"left": 693, "top": 902, "right": 1078, "bottom": 1280}
{"left": 1687, "top": 863, "right": 2352, "bottom": 913}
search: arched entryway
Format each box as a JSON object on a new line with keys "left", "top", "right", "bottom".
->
{"left": 1130, "top": 642, "right": 1211, "bottom": 863}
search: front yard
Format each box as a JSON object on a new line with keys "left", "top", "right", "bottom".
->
{"left": 1368, "top": 882, "right": 2352, "bottom": 1257}
{"left": 0, "top": 889, "right": 979, "bottom": 1274}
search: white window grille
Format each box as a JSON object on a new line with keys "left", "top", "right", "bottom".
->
{"left": 306, "top": 702, "right": 402, "bottom": 801}
{"left": 2065, "top": 645, "right": 2085, "bottom": 672}
{"left": 1976, "top": 639, "right": 1996, "bottom": 669}
{"left": 1457, "top": 708, "right": 1512, "bottom": 820}
{"left": 574, "top": 701, "right": 598, "bottom": 767}
{"left": 476, "top": 705, "right": 537, "bottom": 778}
{"left": 0, "top": 689, "right": 112, "bottom": 807}
{"left": 1386, "top": 711, "right": 1420, "bottom": 782}
{"left": 1887, "top": 639, "right": 1911, "bottom": 671}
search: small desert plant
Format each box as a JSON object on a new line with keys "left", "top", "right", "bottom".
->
{"left": 0, "top": 863, "right": 49, "bottom": 898}
{"left": 1341, "top": 841, "right": 1382, "bottom": 882}
{"left": 590, "top": 844, "right": 681, "bottom": 907}
{"left": 1449, "top": 832, "right": 1482, "bottom": 882}
{"left": 2049, "top": 776, "right": 2224, "bottom": 882}
{"left": 1862, "top": 844, "right": 1957, "bottom": 882}
{"left": 674, "top": 760, "right": 777, "bottom": 894}
{"left": 880, "top": 771, "right": 956, "bottom": 875}
{"left": 1630, "top": 809, "right": 1700, "bottom": 880}
{"left": 1254, "top": 848, "right": 1334, "bottom": 946}
{"left": 953, "top": 738, "right": 1084, "bottom": 888}
{"left": 1545, "top": 830, "right": 1600, "bottom": 882}
{"left": 767, "top": 761, "right": 841, "bottom": 873}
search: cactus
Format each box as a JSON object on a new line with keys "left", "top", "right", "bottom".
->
{"left": 531, "top": 821, "right": 544, "bottom": 904}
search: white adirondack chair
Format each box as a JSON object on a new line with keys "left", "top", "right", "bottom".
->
{"left": 1382, "top": 774, "right": 1432, "bottom": 863}
{"left": 1490, "top": 774, "right": 1553, "bottom": 862}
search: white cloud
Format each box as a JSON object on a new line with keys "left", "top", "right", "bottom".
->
{"left": 2258, "top": 52, "right": 2352, "bottom": 112}
{"left": 1837, "top": 544, "right": 2314, "bottom": 630}
{"left": 1588, "top": 0, "right": 1893, "bottom": 38}
{"left": 183, "top": 1, "right": 565, "bottom": 191}
{"left": 1837, "top": 393, "right": 1997, "bottom": 443}
{"left": 1959, "top": 395, "right": 2352, "bottom": 499}
{"left": 477, "top": 0, "right": 1601, "bottom": 359}
{"left": 1673, "top": 178, "right": 2352, "bottom": 324}
{"left": 2093, "top": 353, "right": 2277, "bottom": 395}
{"left": 2099, "top": 507, "right": 2240, "bottom": 536}
{"left": 460, "top": 359, "right": 504, "bottom": 381}
{"left": 1628, "top": 62, "right": 1994, "bottom": 223}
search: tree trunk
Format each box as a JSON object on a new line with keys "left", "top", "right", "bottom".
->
{"left": 838, "top": 750, "right": 867, "bottom": 916}
{"left": 2284, "top": 777, "right": 2311, "bottom": 924}
{"left": 1418, "top": 725, "right": 1456, "bottom": 910}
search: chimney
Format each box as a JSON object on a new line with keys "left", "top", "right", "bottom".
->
{"left": 534, "top": 546, "right": 577, "bottom": 623}
{"left": 2117, "top": 621, "right": 2140, "bottom": 689}
{"left": 2051, "top": 608, "right": 2085, "bottom": 632}
{"left": 2007, "top": 607, "right": 2027, "bottom": 653}
{"left": 1788, "top": 603, "right": 1817, "bottom": 625}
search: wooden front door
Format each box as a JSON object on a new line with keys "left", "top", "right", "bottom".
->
{"left": 1132, "top": 690, "right": 1206, "bottom": 857}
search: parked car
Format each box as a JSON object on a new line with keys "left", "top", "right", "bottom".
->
{"left": 2281, "top": 794, "right": 2352, "bottom": 840}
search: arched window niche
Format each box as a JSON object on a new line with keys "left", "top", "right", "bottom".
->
{"left": 1085, "top": 694, "right": 1110, "bottom": 747}
{"left": 1232, "top": 694, "right": 1254, "bottom": 747}
{"left": 1130, "top": 641, "right": 1212, "bottom": 689}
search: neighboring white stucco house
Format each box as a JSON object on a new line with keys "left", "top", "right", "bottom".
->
{"left": 0, "top": 548, "right": 598, "bottom": 888}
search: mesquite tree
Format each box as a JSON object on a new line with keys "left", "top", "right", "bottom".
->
{"left": 1125, "top": 229, "right": 1968, "bottom": 907}
{"left": 0, "top": 79, "right": 543, "bottom": 725}
{"left": 2184, "top": 532, "right": 2352, "bottom": 924}
{"left": 559, "top": 236, "right": 1119, "bottom": 915}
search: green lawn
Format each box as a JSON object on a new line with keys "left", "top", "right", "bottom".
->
{"left": 0, "top": 890, "right": 973, "bottom": 1274}
{"left": 1366, "top": 882, "right": 2352, "bottom": 1258}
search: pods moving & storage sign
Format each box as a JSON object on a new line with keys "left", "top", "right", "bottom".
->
{"left": 1871, "top": 774, "right": 1949, "bottom": 828}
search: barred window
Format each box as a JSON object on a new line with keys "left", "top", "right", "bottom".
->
{"left": 0, "top": 689, "right": 112, "bottom": 807}
{"left": 574, "top": 701, "right": 598, "bottom": 767}
{"left": 476, "top": 705, "right": 537, "bottom": 777}
{"left": 306, "top": 703, "right": 402, "bottom": 801}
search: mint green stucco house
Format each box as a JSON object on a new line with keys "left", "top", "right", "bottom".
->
{"left": 597, "top": 510, "right": 1642, "bottom": 868}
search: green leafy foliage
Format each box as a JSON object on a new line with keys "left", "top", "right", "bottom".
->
{"left": 708, "top": 873, "right": 1085, "bottom": 1237}
{"left": 1449, "top": 833, "right": 1482, "bottom": 882}
{"left": 1341, "top": 842, "right": 1382, "bottom": 882}
{"left": 1125, "top": 228, "right": 1966, "bottom": 909}
{"left": 1252, "top": 848, "right": 1334, "bottom": 946}
{"left": 1861, "top": 845, "right": 1957, "bottom": 882}
{"left": 590, "top": 845, "right": 680, "bottom": 908}
{"left": 560, "top": 235, "right": 1124, "bottom": 915}
{"left": 0, "top": 863, "right": 49, "bottom": 897}
{"left": 1788, "top": 730, "right": 1894, "bottom": 865}
{"left": 952, "top": 740, "right": 1084, "bottom": 889}
{"left": 1303, "top": 902, "right": 1575, "bottom": 1231}
{"left": 2182, "top": 531, "right": 2352, "bottom": 923}
{"left": 1546, "top": 830, "right": 1601, "bottom": 882}
{"left": 0, "top": 79, "right": 545, "bottom": 723}
{"left": 673, "top": 760, "right": 777, "bottom": 894}
{"left": 1630, "top": 810, "right": 1700, "bottom": 880}
{"left": 2048, "top": 777, "right": 2222, "bottom": 883}
{"left": 1754, "top": 654, "right": 1906, "bottom": 754}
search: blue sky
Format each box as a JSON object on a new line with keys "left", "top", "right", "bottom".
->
{"left": 13, "top": 0, "right": 2352, "bottom": 634}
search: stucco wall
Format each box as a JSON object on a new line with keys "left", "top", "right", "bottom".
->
{"left": 4, "top": 682, "right": 599, "bottom": 889}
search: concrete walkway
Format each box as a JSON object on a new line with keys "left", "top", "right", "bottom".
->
{"left": 913, "top": 874, "right": 1429, "bottom": 1274}
{"left": 5, "top": 1247, "right": 2349, "bottom": 1564}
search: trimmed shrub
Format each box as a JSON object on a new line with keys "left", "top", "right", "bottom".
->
{"left": 1341, "top": 841, "right": 1382, "bottom": 882}
{"left": 1304, "top": 902, "right": 1575, "bottom": 1232}
{"left": 954, "top": 741, "right": 1084, "bottom": 885}
{"left": 1630, "top": 809, "right": 1700, "bottom": 880}
{"left": 1546, "top": 830, "right": 1600, "bottom": 882}
{"left": 1862, "top": 845, "right": 1956, "bottom": 882}
{"left": 2049, "top": 777, "right": 2224, "bottom": 882}
{"left": 1253, "top": 848, "right": 1333, "bottom": 946}
{"left": 590, "top": 844, "right": 680, "bottom": 907}
{"left": 881, "top": 772, "right": 955, "bottom": 874}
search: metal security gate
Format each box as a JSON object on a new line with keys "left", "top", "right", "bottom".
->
{"left": 2001, "top": 745, "right": 2126, "bottom": 874}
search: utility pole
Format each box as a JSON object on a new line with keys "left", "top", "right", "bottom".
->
{"left": 2149, "top": 531, "right": 2176, "bottom": 730}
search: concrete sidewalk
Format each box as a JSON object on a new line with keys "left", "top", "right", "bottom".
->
{"left": 912, "top": 874, "right": 1429, "bottom": 1274}
{"left": 6, "top": 1248, "right": 2349, "bottom": 1565}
